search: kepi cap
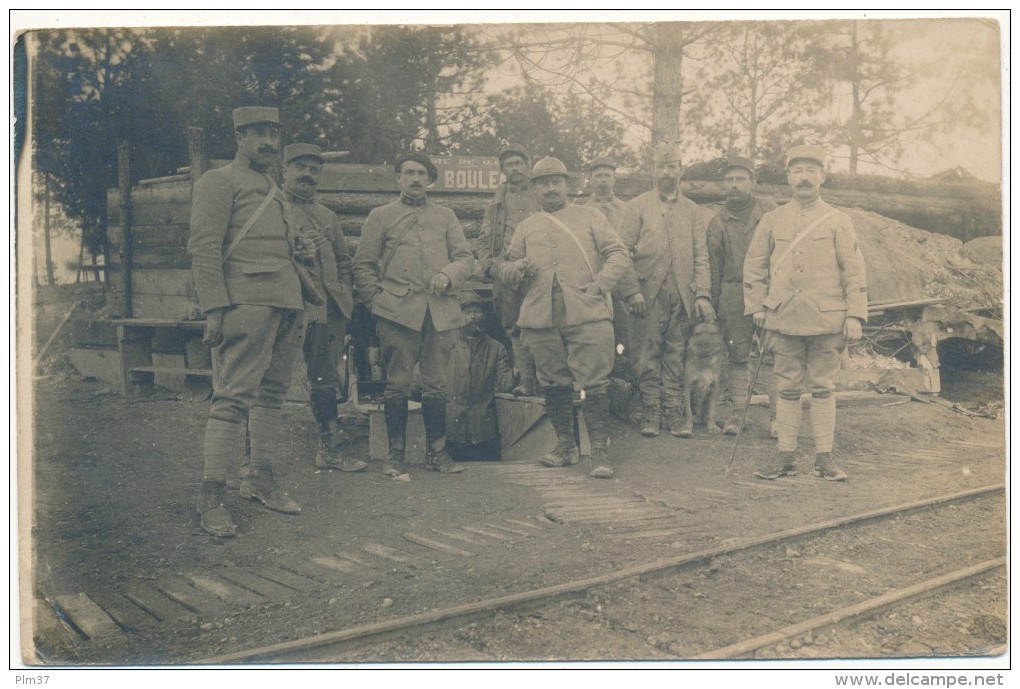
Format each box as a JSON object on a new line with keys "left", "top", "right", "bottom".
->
{"left": 588, "top": 157, "right": 616, "bottom": 173}
{"left": 395, "top": 152, "right": 439, "bottom": 183}
{"left": 232, "top": 106, "right": 280, "bottom": 130}
{"left": 284, "top": 143, "right": 324, "bottom": 165}
{"left": 498, "top": 143, "right": 530, "bottom": 166}
{"left": 530, "top": 156, "right": 569, "bottom": 181}
{"left": 723, "top": 156, "right": 756, "bottom": 177}
{"left": 653, "top": 141, "right": 681, "bottom": 163}
{"left": 458, "top": 291, "right": 487, "bottom": 310}
{"left": 786, "top": 144, "right": 827, "bottom": 168}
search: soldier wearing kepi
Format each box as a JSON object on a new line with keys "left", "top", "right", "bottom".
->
{"left": 353, "top": 152, "right": 475, "bottom": 476}
{"left": 496, "top": 157, "right": 637, "bottom": 479}
{"left": 743, "top": 144, "right": 867, "bottom": 481}
{"left": 188, "top": 106, "right": 305, "bottom": 537}
{"left": 617, "top": 141, "right": 714, "bottom": 438}
{"left": 706, "top": 157, "right": 778, "bottom": 436}
{"left": 476, "top": 143, "right": 541, "bottom": 396}
{"left": 282, "top": 143, "right": 367, "bottom": 474}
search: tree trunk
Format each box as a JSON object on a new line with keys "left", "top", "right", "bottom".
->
{"left": 848, "top": 22, "right": 862, "bottom": 176}
{"left": 651, "top": 23, "right": 686, "bottom": 147}
{"left": 43, "top": 172, "right": 54, "bottom": 286}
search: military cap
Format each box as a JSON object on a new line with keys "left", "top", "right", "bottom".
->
{"left": 458, "top": 291, "right": 487, "bottom": 311}
{"left": 498, "top": 143, "right": 530, "bottom": 166}
{"left": 653, "top": 141, "right": 682, "bottom": 163}
{"left": 723, "top": 156, "right": 756, "bottom": 177}
{"left": 283, "top": 143, "right": 324, "bottom": 165}
{"left": 786, "top": 144, "right": 827, "bottom": 168}
{"left": 588, "top": 157, "right": 616, "bottom": 173}
{"left": 530, "top": 156, "right": 569, "bottom": 181}
{"left": 395, "top": 152, "right": 439, "bottom": 183}
{"left": 232, "top": 106, "right": 280, "bottom": 130}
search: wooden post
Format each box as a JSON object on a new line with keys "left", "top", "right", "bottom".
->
{"left": 188, "top": 127, "right": 208, "bottom": 189}
{"left": 118, "top": 140, "right": 133, "bottom": 317}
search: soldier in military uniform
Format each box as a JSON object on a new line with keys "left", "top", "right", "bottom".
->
{"left": 616, "top": 142, "right": 715, "bottom": 438}
{"left": 706, "top": 156, "right": 778, "bottom": 436}
{"left": 353, "top": 153, "right": 475, "bottom": 476}
{"left": 281, "top": 143, "right": 367, "bottom": 474}
{"left": 744, "top": 145, "right": 867, "bottom": 481}
{"left": 476, "top": 143, "right": 541, "bottom": 396}
{"left": 496, "top": 157, "right": 638, "bottom": 479}
{"left": 188, "top": 106, "right": 305, "bottom": 537}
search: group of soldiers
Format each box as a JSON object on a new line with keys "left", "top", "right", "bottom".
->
{"left": 187, "top": 105, "right": 867, "bottom": 538}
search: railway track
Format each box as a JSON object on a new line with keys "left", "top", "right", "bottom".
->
{"left": 193, "top": 483, "right": 1005, "bottom": 663}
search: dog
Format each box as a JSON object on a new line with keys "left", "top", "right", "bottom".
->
{"left": 678, "top": 321, "right": 725, "bottom": 437}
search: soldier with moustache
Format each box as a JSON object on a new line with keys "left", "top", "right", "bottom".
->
{"left": 188, "top": 107, "right": 306, "bottom": 537}
{"left": 616, "top": 142, "right": 715, "bottom": 439}
{"left": 281, "top": 143, "right": 367, "bottom": 473}
{"left": 476, "top": 143, "right": 542, "bottom": 396}
{"left": 744, "top": 145, "right": 867, "bottom": 482}
{"left": 353, "top": 153, "right": 475, "bottom": 477}
{"left": 496, "top": 157, "right": 637, "bottom": 479}
{"left": 706, "top": 156, "right": 778, "bottom": 436}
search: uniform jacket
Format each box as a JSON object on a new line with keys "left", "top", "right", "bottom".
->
{"left": 580, "top": 194, "right": 628, "bottom": 230}
{"left": 496, "top": 204, "right": 634, "bottom": 329}
{"left": 353, "top": 196, "right": 475, "bottom": 333}
{"left": 706, "top": 196, "right": 777, "bottom": 308}
{"left": 743, "top": 198, "right": 868, "bottom": 336}
{"left": 188, "top": 152, "right": 303, "bottom": 313}
{"left": 615, "top": 190, "right": 711, "bottom": 316}
{"left": 476, "top": 182, "right": 541, "bottom": 328}
{"left": 286, "top": 192, "right": 355, "bottom": 321}
{"left": 445, "top": 332, "right": 514, "bottom": 446}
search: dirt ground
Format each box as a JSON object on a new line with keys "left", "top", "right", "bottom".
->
{"left": 20, "top": 331, "right": 1006, "bottom": 664}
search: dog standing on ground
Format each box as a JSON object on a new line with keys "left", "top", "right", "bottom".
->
{"left": 678, "top": 321, "right": 725, "bottom": 437}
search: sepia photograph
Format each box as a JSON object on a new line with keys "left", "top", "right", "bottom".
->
{"left": 12, "top": 9, "right": 1008, "bottom": 676}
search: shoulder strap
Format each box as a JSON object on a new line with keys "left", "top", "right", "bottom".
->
{"left": 771, "top": 209, "right": 838, "bottom": 275}
{"left": 224, "top": 177, "right": 279, "bottom": 260}
{"left": 541, "top": 211, "right": 597, "bottom": 279}
{"left": 380, "top": 207, "right": 421, "bottom": 276}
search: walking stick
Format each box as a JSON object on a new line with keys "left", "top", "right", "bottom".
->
{"left": 726, "top": 328, "right": 771, "bottom": 474}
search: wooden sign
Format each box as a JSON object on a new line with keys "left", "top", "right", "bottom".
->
{"left": 432, "top": 156, "right": 503, "bottom": 192}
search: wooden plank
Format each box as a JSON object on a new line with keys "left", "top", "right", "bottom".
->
{"left": 86, "top": 590, "right": 158, "bottom": 630}
{"left": 131, "top": 223, "right": 189, "bottom": 248}
{"left": 131, "top": 293, "right": 201, "bottom": 320}
{"left": 430, "top": 529, "right": 487, "bottom": 546}
{"left": 333, "top": 551, "right": 378, "bottom": 569}
{"left": 254, "top": 566, "right": 322, "bottom": 593}
{"left": 112, "top": 203, "right": 190, "bottom": 228}
{"left": 32, "top": 596, "right": 78, "bottom": 648}
{"left": 123, "top": 584, "right": 191, "bottom": 622}
{"left": 132, "top": 269, "right": 194, "bottom": 297}
{"left": 52, "top": 592, "right": 120, "bottom": 641}
{"left": 361, "top": 543, "right": 414, "bottom": 563}
{"left": 217, "top": 568, "right": 304, "bottom": 600}
{"left": 460, "top": 525, "right": 513, "bottom": 541}
{"left": 402, "top": 532, "right": 473, "bottom": 558}
{"left": 117, "top": 324, "right": 154, "bottom": 396}
{"left": 186, "top": 573, "right": 267, "bottom": 607}
{"left": 309, "top": 556, "right": 361, "bottom": 575}
{"left": 154, "top": 577, "right": 230, "bottom": 616}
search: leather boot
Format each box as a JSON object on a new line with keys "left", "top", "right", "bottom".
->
{"left": 640, "top": 404, "right": 661, "bottom": 437}
{"left": 382, "top": 396, "right": 408, "bottom": 476}
{"left": 422, "top": 397, "right": 463, "bottom": 474}
{"left": 240, "top": 468, "right": 302, "bottom": 514}
{"left": 539, "top": 386, "right": 579, "bottom": 467}
{"left": 584, "top": 389, "right": 615, "bottom": 479}
{"left": 755, "top": 451, "right": 795, "bottom": 481}
{"left": 511, "top": 334, "right": 538, "bottom": 397}
{"left": 814, "top": 452, "right": 848, "bottom": 482}
{"left": 197, "top": 480, "right": 236, "bottom": 537}
{"left": 311, "top": 389, "right": 366, "bottom": 471}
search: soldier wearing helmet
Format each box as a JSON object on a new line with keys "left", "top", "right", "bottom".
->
{"left": 495, "top": 156, "right": 638, "bottom": 479}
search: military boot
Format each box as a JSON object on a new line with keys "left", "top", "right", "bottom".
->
{"left": 382, "top": 396, "right": 408, "bottom": 477}
{"left": 585, "top": 389, "right": 615, "bottom": 479}
{"left": 640, "top": 405, "right": 661, "bottom": 437}
{"left": 196, "top": 480, "right": 237, "bottom": 538}
{"left": 312, "top": 389, "right": 367, "bottom": 472}
{"left": 755, "top": 451, "right": 796, "bottom": 481}
{"left": 539, "top": 386, "right": 579, "bottom": 467}
{"left": 814, "top": 452, "right": 848, "bottom": 482}
{"left": 422, "top": 397, "right": 463, "bottom": 474}
{"left": 240, "top": 468, "right": 301, "bottom": 514}
{"left": 511, "top": 335, "right": 538, "bottom": 397}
